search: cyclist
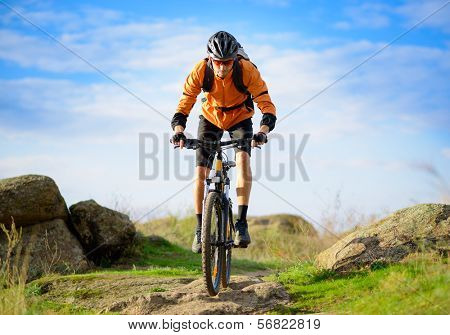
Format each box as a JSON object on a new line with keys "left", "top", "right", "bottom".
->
{"left": 171, "top": 31, "right": 277, "bottom": 253}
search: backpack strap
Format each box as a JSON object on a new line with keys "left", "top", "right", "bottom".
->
{"left": 202, "top": 58, "right": 214, "bottom": 92}
{"left": 232, "top": 58, "right": 255, "bottom": 111}
{"left": 215, "top": 102, "right": 246, "bottom": 112}
{"left": 231, "top": 58, "right": 248, "bottom": 94}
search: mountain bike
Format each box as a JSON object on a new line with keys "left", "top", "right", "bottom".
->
{"left": 174, "top": 138, "right": 257, "bottom": 296}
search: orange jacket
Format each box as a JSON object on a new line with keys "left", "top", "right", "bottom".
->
{"left": 176, "top": 59, "right": 276, "bottom": 130}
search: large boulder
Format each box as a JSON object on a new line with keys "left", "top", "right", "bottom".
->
{"left": 315, "top": 203, "right": 449, "bottom": 272}
{"left": 69, "top": 200, "right": 136, "bottom": 264}
{"left": 0, "top": 219, "right": 91, "bottom": 281}
{"left": 0, "top": 174, "right": 89, "bottom": 280}
{"left": 0, "top": 175, "right": 69, "bottom": 227}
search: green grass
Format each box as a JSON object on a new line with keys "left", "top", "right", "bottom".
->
{"left": 25, "top": 300, "right": 99, "bottom": 315}
{"left": 137, "top": 213, "right": 331, "bottom": 265}
{"left": 117, "top": 233, "right": 275, "bottom": 274}
{"left": 70, "top": 267, "right": 200, "bottom": 279}
{"left": 272, "top": 254, "right": 449, "bottom": 315}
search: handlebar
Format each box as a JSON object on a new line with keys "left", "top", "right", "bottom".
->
{"left": 171, "top": 138, "right": 260, "bottom": 150}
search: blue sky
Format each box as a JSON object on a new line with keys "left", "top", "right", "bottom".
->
{"left": 0, "top": 0, "right": 449, "bottom": 230}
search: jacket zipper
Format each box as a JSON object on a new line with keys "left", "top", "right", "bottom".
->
{"left": 222, "top": 79, "right": 226, "bottom": 106}
{"left": 221, "top": 79, "right": 226, "bottom": 129}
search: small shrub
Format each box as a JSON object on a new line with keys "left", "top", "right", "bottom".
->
{"left": 0, "top": 217, "right": 28, "bottom": 314}
{"left": 25, "top": 283, "right": 44, "bottom": 297}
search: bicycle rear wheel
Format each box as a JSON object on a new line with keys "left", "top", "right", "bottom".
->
{"left": 202, "top": 192, "right": 223, "bottom": 296}
{"left": 221, "top": 205, "right": 233, "bottom": 288}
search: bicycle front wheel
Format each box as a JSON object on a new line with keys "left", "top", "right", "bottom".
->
{"left": 202, "top": 191, "right": 223, "bottom": 296}
{"left": 221, "top": 205, "right": 233, "bottom": 288}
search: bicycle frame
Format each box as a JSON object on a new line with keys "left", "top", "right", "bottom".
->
{"left": 203, "top": 147, "right": 234, "bottom": 249}
{"left": 174, "top": 137, "right": 255, "bottom": 247}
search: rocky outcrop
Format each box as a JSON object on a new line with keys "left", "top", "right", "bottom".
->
{"left": 0, "top": 175, "right": 69, "bottom": 227}
{"left": 0, "top": 175, "right": 90, "bottom": 280}
{"left": 0, "top": 174, "right": 138, "bottom": 279}
{"left": 0, "top": 219, "right": 90, "bottom": 280}
{"left": 315, "top": 204, "right": 450, "bottom": 272}
{"left": 69, "top": 200, "right": 136, "bottom": 264}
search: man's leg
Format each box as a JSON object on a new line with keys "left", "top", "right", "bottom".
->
{"left": 235, "top": 151, "right": 252, "bottom": 206}
{"left": 192, "top": 115, "right": 222, "bottom": 253}
{"left": 193, "top": 166, "right": 210, "bottom": 214}
{"left": 229, "top": 118, "right": 253, "bottom": 247}
{"left": 234, "top": 151, "right": 252, "bottom": 246}
{"left": 192, "top": 166, "right": 210, "bottom": 253}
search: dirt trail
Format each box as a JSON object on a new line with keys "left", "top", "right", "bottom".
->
{"left": 40, "top": 273, "right": 290, "bottom": 315}
{"left": 119, "top": 275, "right": 290, "bottom": 315}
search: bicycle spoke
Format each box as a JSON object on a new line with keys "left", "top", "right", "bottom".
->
{"left": 202, "top": 192, "right": 223, "bottom": 296}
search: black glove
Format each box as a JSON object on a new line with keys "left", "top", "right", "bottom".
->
{"left": 171, "top": 132, "right": 186, "bottom": 144}
{"left": 252, "top": 132, "right": 268, "bottom": 143}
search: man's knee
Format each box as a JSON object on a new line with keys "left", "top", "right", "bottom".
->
{"left": 236, "top": 152, "right": 250, "bottom": 167}
{"left": 195, "top": 166, "right": 209, "bottom": 182}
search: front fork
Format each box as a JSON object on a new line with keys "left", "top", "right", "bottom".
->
{"left": 203, "top": 160, "right": 233, "bottom": 248}
{"left": 203, "top": 170, "right": 234, "bottom": 249}
{"left": 222, "top": 179, "right": 234, "bottom": 249}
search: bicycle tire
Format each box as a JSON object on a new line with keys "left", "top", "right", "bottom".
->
{"left": 221, "top": 205, "right": 233, "bottom": 288}
{"left": 202, "top": 191, "right": 223, "bottom": 296}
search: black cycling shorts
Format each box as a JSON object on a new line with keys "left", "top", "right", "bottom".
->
{"left": 196, "top": 115, "right": 253, "bottom": 168}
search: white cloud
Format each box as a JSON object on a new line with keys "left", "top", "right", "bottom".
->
{"left": 333, "top": 21, "right": 352, "bottom": 30}
{"left": 333, "top": 1, "right": 450, "bottom": 32}
{"left": 308, "top": 157, "right": 409, "bottom": 172}
{"left": 251, "top": 0, "right": 291, "bottom": 7}
{"left": 251, "top": 41, "right": 449, "bottom": 140}
{"left": 0, "top": 18, "right": 208, "bottom": 73}
{"left": 252, "top": 32, "right": 300, "bottom": 42}
{"left": 2, "top": 31, "right": 448, "bottom": 142}
{"left": 442, "top": 148, "right": 450, "bottom": 159}
{"left": 0, "top": 77, "right": 174, "bottom": 144}
{"left": 396, "top": 0, "right": 450, "bottom": 33}
{"left": 0, "top": 5, "right": 123, "bottom": 31}
{"left": 334, "top": 3, "right": 392, "bottom": 30}
{"left": 0, "top": 29, "right": 85, "bottom": 72}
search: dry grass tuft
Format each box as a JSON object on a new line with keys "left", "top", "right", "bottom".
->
{"left": 0, "top": 217, "right": 29, "bottom": 314}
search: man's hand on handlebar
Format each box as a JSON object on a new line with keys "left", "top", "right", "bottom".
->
{"left": 251, "top": 125, "right": 269, "bottom": 148}
{"left": 251, "top": 130, "right": 268, "bottom": 148}
{"left": 172, "top": 125, "right": 186, "bottom": 149}
{"left": 171, "top": 127, "right": 269, "bottom": 150}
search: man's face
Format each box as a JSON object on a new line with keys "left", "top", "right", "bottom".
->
{"left": 211, "top": 57, "right": 234, "bottom": 78}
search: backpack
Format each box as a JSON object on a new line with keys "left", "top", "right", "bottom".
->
{"left": 201, "top": 47, "right": 256, "bottom": 112}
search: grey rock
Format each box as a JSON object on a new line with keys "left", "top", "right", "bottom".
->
{"left": 0, "top": 175, "right": 69, "bottom": 227}
{"left": 0, "top": 219, "right": 91, "bottom": 281}
{"left": 315, "top": 203, "right": 450, "bottom": 272}
{"left": 69, "top": 200, "right": 136, "bottom": 264}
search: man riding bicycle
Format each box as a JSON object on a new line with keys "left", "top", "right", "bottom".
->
{"left": 171, "top": 31, "right": 277, "bottom": 253}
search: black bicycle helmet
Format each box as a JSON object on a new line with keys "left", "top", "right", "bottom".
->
{"left": 207, "top": 31, "right": 239, "bottom": 60}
